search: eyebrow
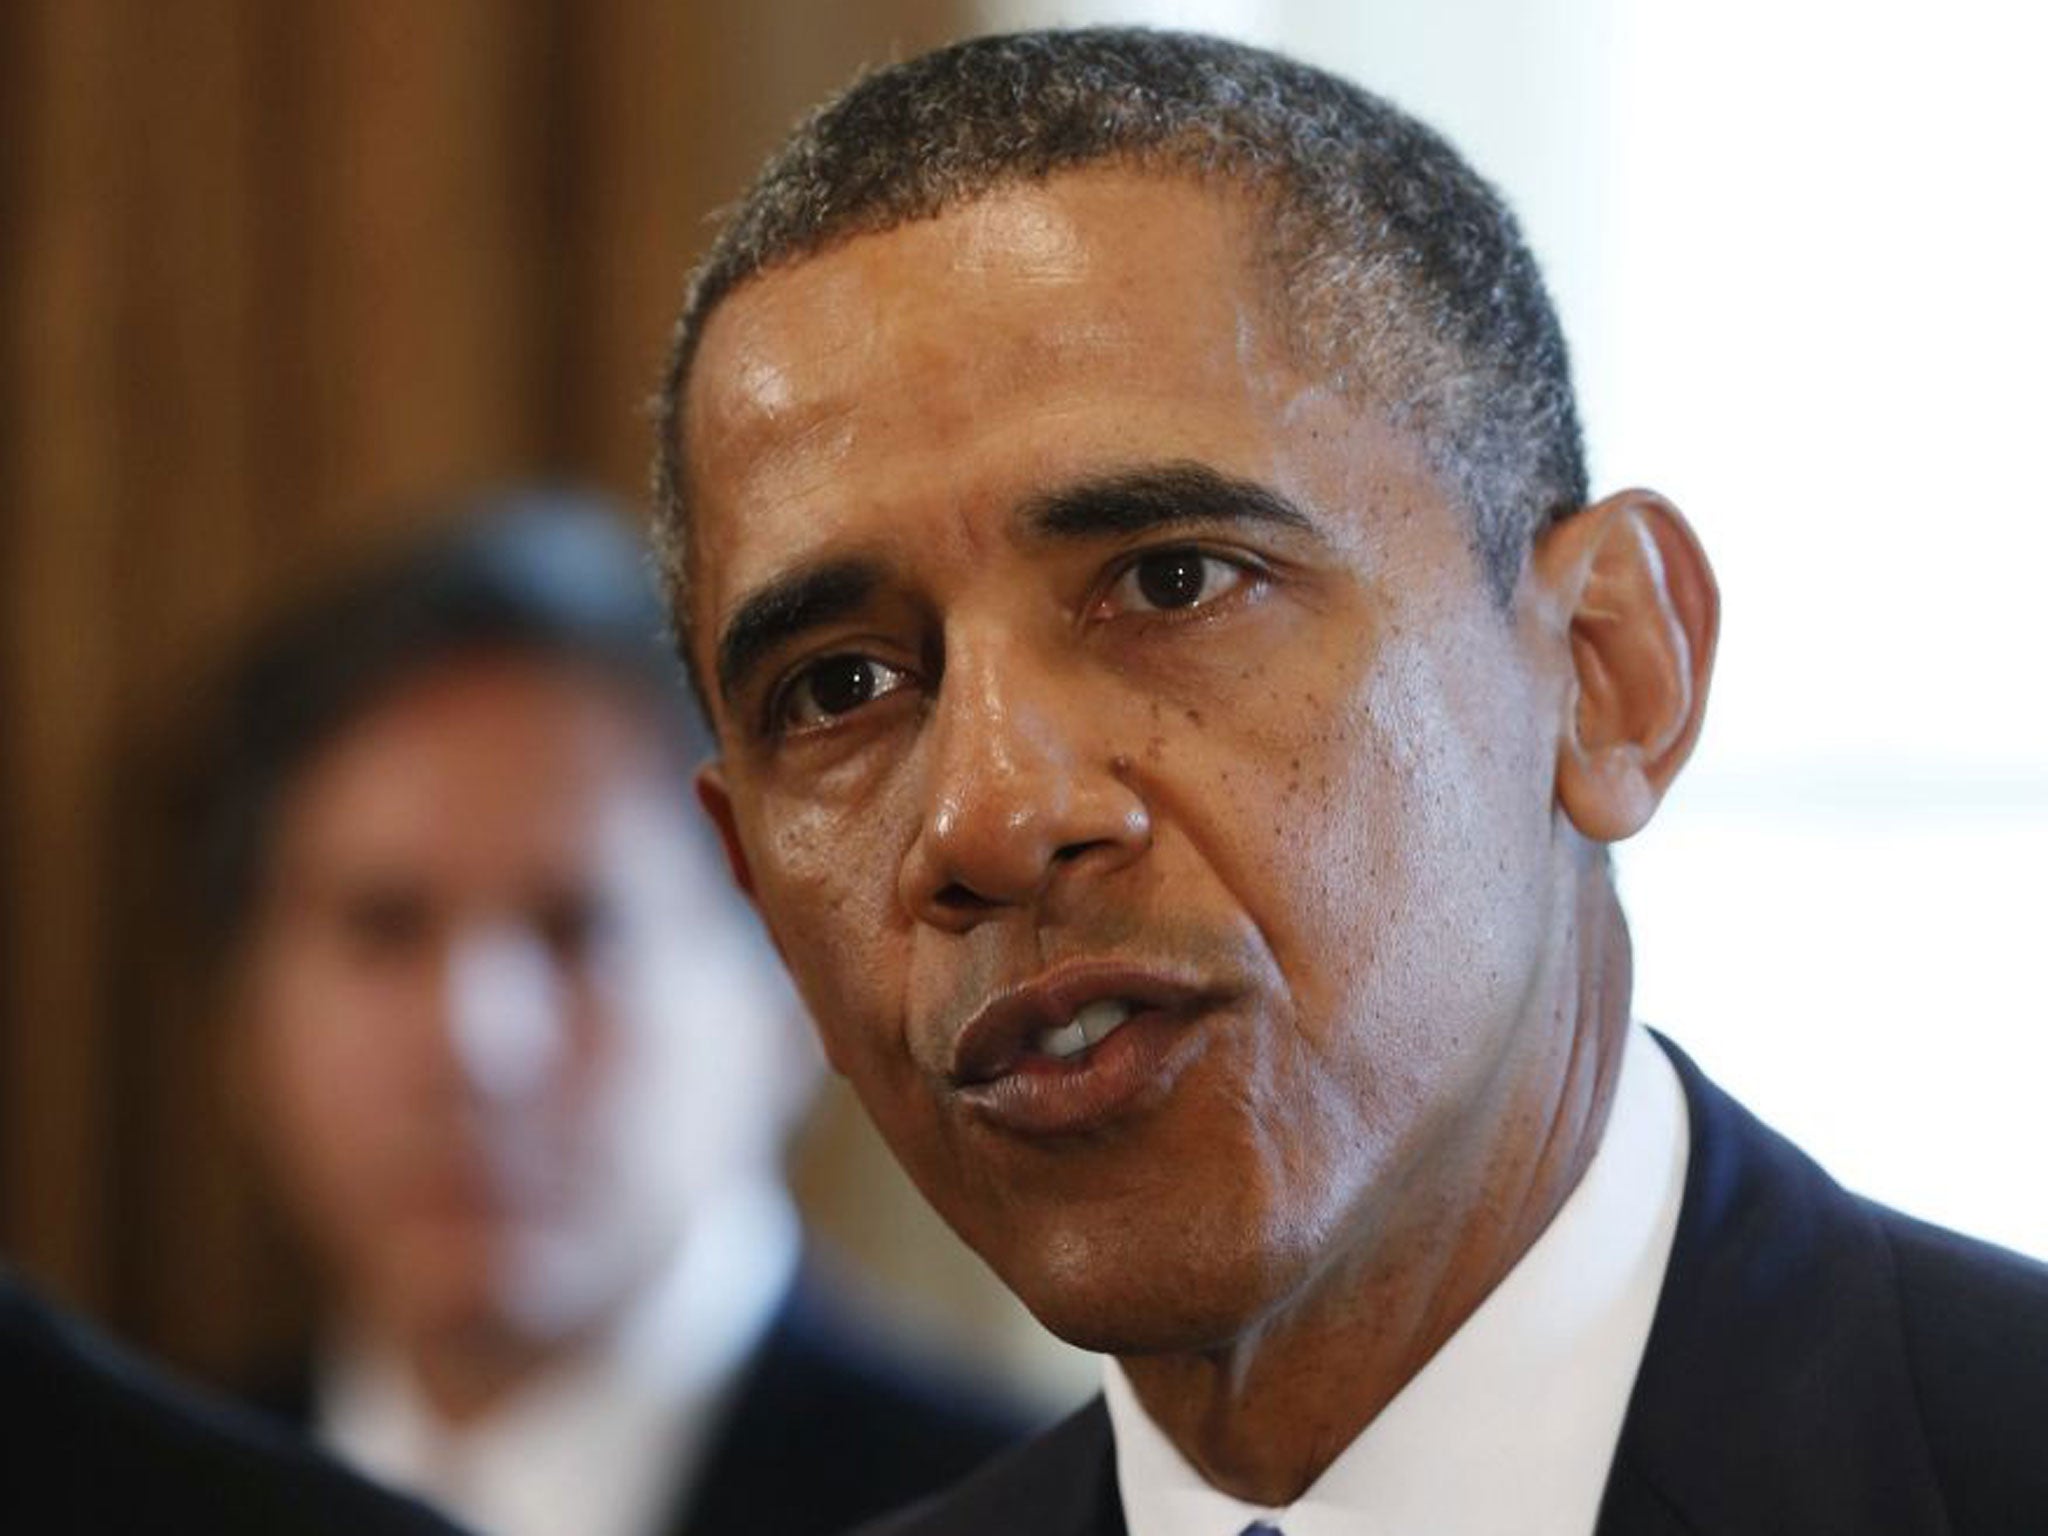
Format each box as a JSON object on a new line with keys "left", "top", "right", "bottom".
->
{"left": 712, "top": 463, "right": 1315, "bottom": 710}
{"left": 1020, "top": 461, "right": 1316, "bottom": 542}
{"left": 714, "top": 557, "right": 881, "bottom": 709}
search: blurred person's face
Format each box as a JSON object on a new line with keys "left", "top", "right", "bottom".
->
{"left": 240, "top": 652, "right": 798, "bottom": 1349}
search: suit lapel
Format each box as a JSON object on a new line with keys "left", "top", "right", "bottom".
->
{"left": 974, "top": 1398, "right": 1127, "bottom": 1536}
{"left": 1595, "top": 1454, "right": 1705, "bottom": 1536}
{"left": 1596, "top": 1039, "right": 1950, "bottom": 1536}
{"left": 881, "top": 1398, "right": 1125, "bottom": 1536}
{"left": 1036, "top": 1400, "right": 1128, "bottom": 1536}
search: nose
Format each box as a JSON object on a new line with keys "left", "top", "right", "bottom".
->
{"left": 897, "top": 649, "right": 1151, "bottom": 930}
{"left": 443, "top": 924, "right": 571, "bottom": 1107}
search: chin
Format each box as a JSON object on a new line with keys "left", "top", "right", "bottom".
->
{"left": 993, "top": 1209, "right": 1322, "bottom": 1359}
{"left": 372, "top": 1227, "right": 520, "bottom": 1339}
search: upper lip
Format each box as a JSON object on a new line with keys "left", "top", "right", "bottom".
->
{"left": 946, "top": 959, "right": 1210, "bottom": 1087}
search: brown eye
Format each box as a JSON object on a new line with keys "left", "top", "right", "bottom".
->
{"left": 778, "top": 654, "right": 909, "bottom": 730}
{"left": 1109, "top": 547, "right": 1254, "bottom": 614}
{"left": 337, "top": 887, "right": 433, "bottom": 960}
{"left": 532, "top": 893, "right": 611, "bottom": 964}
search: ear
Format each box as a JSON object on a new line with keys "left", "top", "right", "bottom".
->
{"left": 1533, "top": 489, "right": 1718, "bottom": 843}
{"left": 694, "top": 761, "right": 758, "bottom": 902}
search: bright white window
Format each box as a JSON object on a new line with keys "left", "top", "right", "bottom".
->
{"left": 1598, "top": 1, "right": 2048, "bottom": 1261}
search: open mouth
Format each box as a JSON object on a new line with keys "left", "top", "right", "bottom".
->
{"left": 947, "top": 963, "right": 1219, "bottom": 1134}
{"left": 1029, "top": 997, "right": 1136, "bottom": 1061}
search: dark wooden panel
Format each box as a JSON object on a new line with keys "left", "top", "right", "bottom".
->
{"left": 1, "top": 0, "right": 130, "bottom": 1312}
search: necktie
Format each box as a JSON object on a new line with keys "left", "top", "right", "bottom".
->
{"left": 1239, "top": 1525, "right": 1285, "bottom": 1535}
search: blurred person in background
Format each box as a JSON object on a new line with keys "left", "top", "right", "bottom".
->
{"left": 201, "top": 494, "right": 1027, "bottom": 1536}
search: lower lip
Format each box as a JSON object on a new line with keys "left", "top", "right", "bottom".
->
{"left": 955, "top": 1007, "right": 1207, "bottom": 1136}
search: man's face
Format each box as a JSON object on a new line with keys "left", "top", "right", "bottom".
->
{"left": 241, "top": 653, "right": 795, "bottom": 1346}
{"left": 687, "top": 171, "right": 1576, "bottom": 1351}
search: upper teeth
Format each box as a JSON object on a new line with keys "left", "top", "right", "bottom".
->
{"left": 1035, "top": 999, "right": 1133, "bottom": 1060}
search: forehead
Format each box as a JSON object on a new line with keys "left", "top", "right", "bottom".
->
{"left": 275, "top": 656, "right": 683, "bottom": 873}
{"left": 689, "top": 170, "right": 1287, "bottom": 438}
{"left": 679, "top": 165, "right": 1466, "bottom": 700}
{"left": 683, "top": 175, "right": 1367, "bottom": 588}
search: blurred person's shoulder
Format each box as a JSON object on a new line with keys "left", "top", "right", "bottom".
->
{"left": 683, "top": 1267, "right": 1043, "bottom": 1536}
{"left": 0, "top": 1271, "right": 466, "bottom": 1535}
{"left": 842, "top": 1397, "right": 1119, "bottom": 1536}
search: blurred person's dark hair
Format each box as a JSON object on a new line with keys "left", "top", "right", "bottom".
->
{"left": 196, "top": 489, "right": 701, "bottom": 948}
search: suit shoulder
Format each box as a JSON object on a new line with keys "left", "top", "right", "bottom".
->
{"left": 1876, "top": 1209, "right": 2048, "bottom": 1526}
{"left": 848, "top": 1398, "right": 1121, "bottom": 1536}
{"left": 0, "top": 1278, "right": 462, "bottom": 1535}
{"left": 736, "top": 1289, "right": 1038, "bottom": 1471}
{"left": 680, "top": 1285, "right": 1041, "bottom": 1536}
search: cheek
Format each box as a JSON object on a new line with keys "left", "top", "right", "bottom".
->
{"left": 1297, "top": 623, "right": 1556, "bottom": 1104}
{"left": 576, "top": 942, "right": 779, "bottom": 1175}
{"left": 248, "top": 1007, "right": 389, "bottom": 1245}
{"left": 743, "top": 788, "right": 976, "bottom": 1212}
{"left": 751, "top": 794, "right": 909, "bottom": 1071}
{"left": 1188, "top": 604, "right": 1556, "bottom": 1137}
{"left": 257, "top": 979, "right": 376, "bottom": 1135}
{"left": 248, "top": 944, "right": 436, "bottom": 1188}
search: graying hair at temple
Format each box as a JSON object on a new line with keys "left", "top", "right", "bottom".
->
{"left": 651, "top": 25, "right": 1588, "bottom": 687}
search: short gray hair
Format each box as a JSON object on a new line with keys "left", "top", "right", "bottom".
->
{"left": 653, "top": 27, "right": 1586, "bottom": 689}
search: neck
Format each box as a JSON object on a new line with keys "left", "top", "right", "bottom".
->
{"left": 405, "top": 1322, "right": 574, "bottom": 1426}
{"left": 1119, "top": 865, "right": 1634, "bottom": 1505}
{"left": 343, "top": 1302, "right": 612, "bottom": 1428}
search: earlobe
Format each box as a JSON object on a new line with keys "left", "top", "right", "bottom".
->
{"left": 1536, "top": 489, "right": 1719, "bottom": 844}
{"left": 695, "top": 762, "right": 758, "bottom": 902}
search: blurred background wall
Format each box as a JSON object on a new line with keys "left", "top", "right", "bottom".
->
{"left": 4, "top": 0, "right": 2043, "bottom": 1403}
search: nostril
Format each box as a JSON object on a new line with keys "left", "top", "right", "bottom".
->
{"left": 934, "top": 881, "right": 994, "bottom": 912}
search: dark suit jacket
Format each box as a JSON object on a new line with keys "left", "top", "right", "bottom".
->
{"left": 250, "top": 1271, "right": 1032, "bottom": 1536}
{"left": 0, "top": 1272, "right": 467, "bottom": 1535}
{"left": 852, "top": 1038, "right": 2048, "bottom": 1535}
{"left": 670, "top": 1275, "right": 1035, "bottom": 1536}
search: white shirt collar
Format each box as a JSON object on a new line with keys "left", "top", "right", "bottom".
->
{"left": 1105, "top": 1023, "right": 1689, "bottom": 1536}
{"left": 319, "top": 1183, "right": 800, "bottom": 1536}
